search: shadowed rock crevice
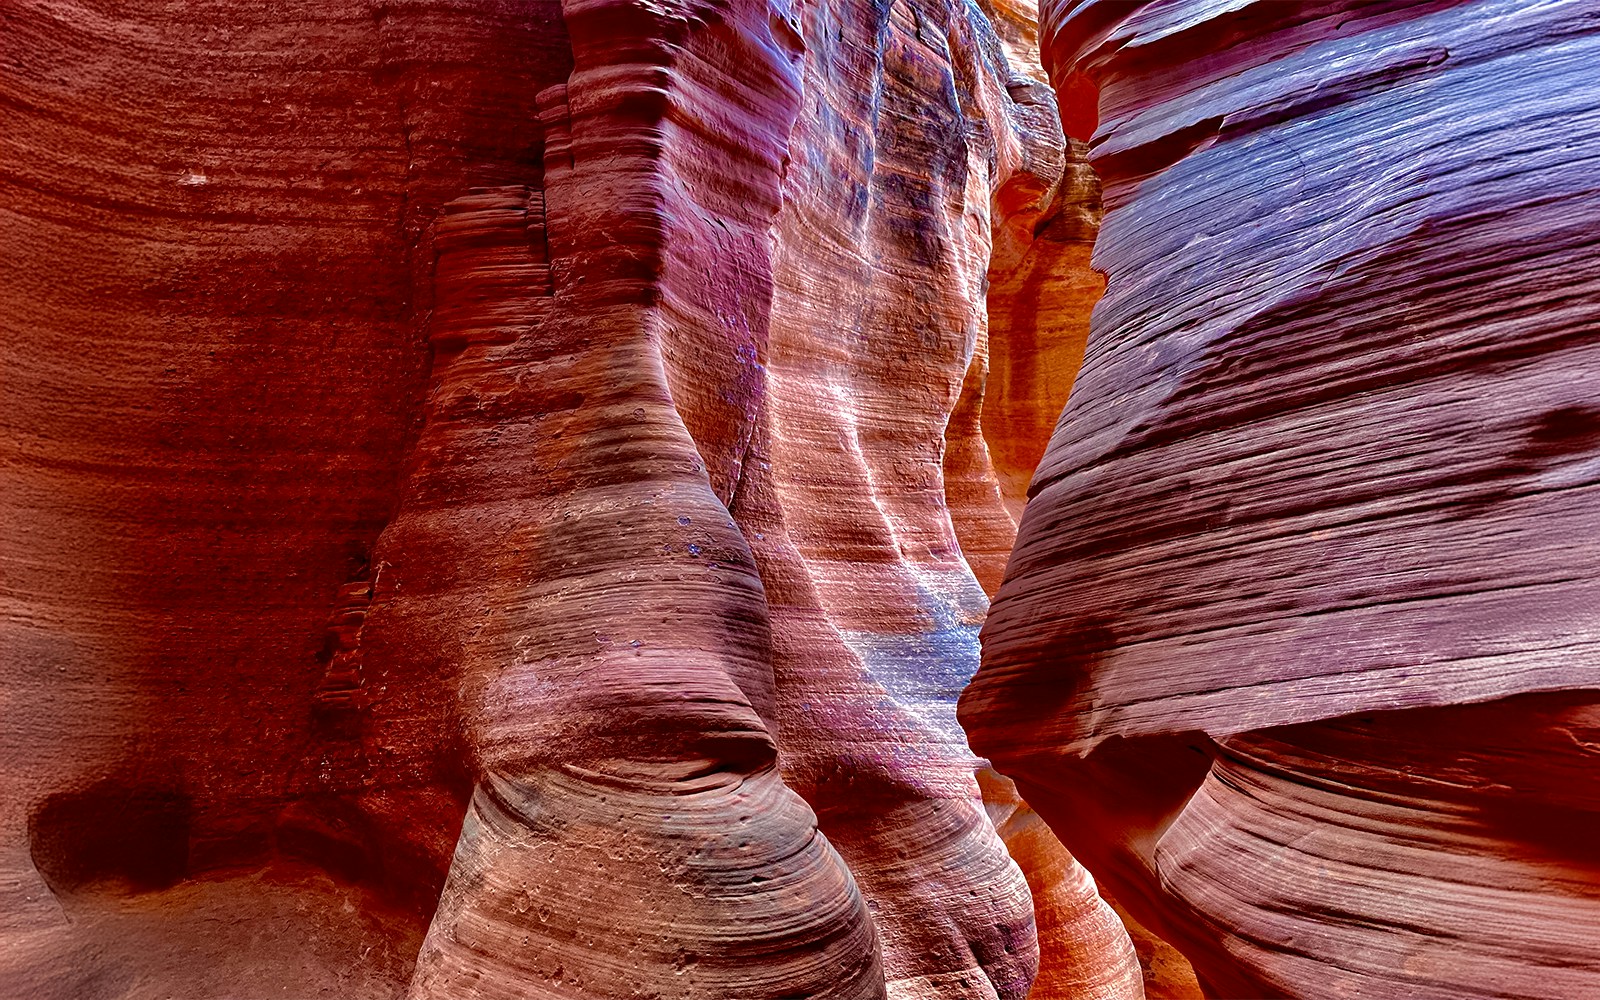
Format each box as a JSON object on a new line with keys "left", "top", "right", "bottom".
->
{"left": 29, "top": 783, "right": 192, "bottom": 896}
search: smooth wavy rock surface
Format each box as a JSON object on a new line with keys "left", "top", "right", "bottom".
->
{"left": 2, "top": 0, "right": 1137, "bottom": 997}
{"left": 963, "top": 1, "right": 1600, "bottom": 997}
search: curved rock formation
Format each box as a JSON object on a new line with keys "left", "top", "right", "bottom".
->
{"left": 970, "top": 32, "right": 1196, "bottom": 998}
{"left": 963, "top": 1, "right": 1600, "bottom": 997}
{"left": 2, "top": 0, "right": 1139, "bottom": 997}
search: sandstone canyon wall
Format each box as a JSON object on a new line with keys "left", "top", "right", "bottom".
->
{"left": 964, "top": 1, "right": 1600, "bottom": 998}
{"left": 7, "top": 0, "right": 1596, "bottom": 998}
{"left": 1, "top": 0, "right": 1141, "bottom": 998}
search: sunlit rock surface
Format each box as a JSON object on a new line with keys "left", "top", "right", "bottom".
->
{"left": 1, "top": 0, "right": 1138, "bottom": 997}
{"left": 963, "top": 1, "right": 1600, "bottom": 997}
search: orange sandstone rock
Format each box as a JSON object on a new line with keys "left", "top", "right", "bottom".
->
{"left": 1, "top": 0, "right": 1136, "bottom": 997}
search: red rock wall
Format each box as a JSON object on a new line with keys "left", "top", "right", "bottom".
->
{"left": 1, "top": 1, "right": 1138, "bottom": 998}
{"left": 963, "top": 1, "right": 1600, "bottom": 996}
{"left": 3, "top": 3, "right": 567, "bottom": 994}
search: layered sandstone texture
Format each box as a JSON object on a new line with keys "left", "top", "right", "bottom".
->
{"left": 2, "top": 1, "right": 1139, "bottom": 998}
{"left": 964, "top": 1, "right": 1600, "bottom": 998}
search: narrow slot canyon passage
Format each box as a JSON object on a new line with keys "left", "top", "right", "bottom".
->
{"left": 3, "top": 1, "right": 1598, "bottom": 999}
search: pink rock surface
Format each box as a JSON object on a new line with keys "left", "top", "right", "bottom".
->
{"left": 963, "top": 1, "right": 1600, "bottom": 996}
{"left": 2, "top": 0, "right": 1137, "bottom": 997}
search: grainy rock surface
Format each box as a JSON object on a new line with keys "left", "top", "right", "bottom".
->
{"left": 1, "top": 0, "right": 1138, "bottom": 998}
{"left": 963, "top": 1, "right": 1600, "bottom": 997}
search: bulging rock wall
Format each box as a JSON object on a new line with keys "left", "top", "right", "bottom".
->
{"left": 963, "top": 1, "right": 1600, "bottom": 997}
{"left": 1, "top": 0, "right": 1139, "bottom": 998}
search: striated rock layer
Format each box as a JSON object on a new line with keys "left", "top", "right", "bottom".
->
{"left": 2, "top": 0, "right": 1138, "bottom": 998}
{"left": 963, "top": 1, "right": 1600, "bottom": 997}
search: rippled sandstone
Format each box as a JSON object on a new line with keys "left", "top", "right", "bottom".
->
{"left": 963, "top": 1, "right": 1600, "bottom": 997}
{"left": 1, "top": 0, "right": 1138, "bottom": 998}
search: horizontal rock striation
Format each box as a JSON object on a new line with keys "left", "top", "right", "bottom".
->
{"left": 963, "top": 1, "right": 1600, "bottom": 997}
{"left": 2, "top": 0, "right": 1138, "bottom": 997}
